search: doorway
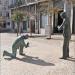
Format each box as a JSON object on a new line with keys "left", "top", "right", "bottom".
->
{"left": 53, "top": 10, "right": 63, "bottom": 33}
{"left": 57, "top": 11, "right": 63, "bottom": 33}
{"left": 72, "top": 6, "right": 75, "bottom": 34}
{"left": 23, "top": 21, "right": 27, "bottom": 32}
{"left": 40, "top": 14, "right": 48, "bottom": 35}
{"left": 31, "top": 20, "right": 35, "bottom": 33}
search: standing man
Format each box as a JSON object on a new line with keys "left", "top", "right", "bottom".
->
{"left": 58, "top": 12, "right": 71, "bottom": 59}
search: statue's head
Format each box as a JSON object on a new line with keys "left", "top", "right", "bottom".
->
{"left": 60, "top": 12, "right": 66, "bottom": 18}
{"left": 22, "top": 34, "right": 29, "bottom": 39}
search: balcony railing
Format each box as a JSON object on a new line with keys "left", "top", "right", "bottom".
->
{"left": 9, "top": 0, "right": 26, "bottom": 8}
{"left": 9, "top": 0, "right": 47, "bottom": 8}
{"left": 26, "top": 0, "right": 36, "bottom": 3}
{"left": 26, "top": 0, "right": 47, "bottom": 4}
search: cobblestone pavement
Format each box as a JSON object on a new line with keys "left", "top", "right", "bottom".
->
{"left": 0, "top": 33, "right": 75, "bottom": 75}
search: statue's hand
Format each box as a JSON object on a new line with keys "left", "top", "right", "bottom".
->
{"left": 57, "top": 26, "right": 61, "bottom": 31}
{"left": 26, "top": 42, "right": 29, "bottom": 48}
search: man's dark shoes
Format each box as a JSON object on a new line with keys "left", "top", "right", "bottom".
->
{"left": 20, "top": 53, "right": 25, "bottom": 56}
{"left": 26, "top": 42, "right": 29, "bottom": 48}
{"left": 67, "top": 56, "right": 70, "bottom": 58}
{"left": 3, "top": 51, "right": 6, "bottom": 56}
{"left": 60, "top": 57, "right": 67, "bottom": 60}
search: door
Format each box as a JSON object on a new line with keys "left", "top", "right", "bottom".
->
{"left": 72, "top": 6, "right": 75, "bottom": 34}
{"left": 53, "top": 11, "right": 63, "bottom": 33}
{"left": 31, "top": 20, "right": 35, "bottom": 33}
{"left": 40, "top": 14, "right": 48, "bottom": 35}
{"left": 23, "top": 21, "right": 27, "bottom": 32}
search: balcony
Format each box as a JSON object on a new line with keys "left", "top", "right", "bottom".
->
{"left": 9, "top": 0, "right": 26, "bottom": 8}
{"left": 9, "top": 0, "right": 47, "bottom": 9}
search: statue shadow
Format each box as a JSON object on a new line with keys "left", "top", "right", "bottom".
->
{"left": 67, "top": 57, "right": 75, "bottom": 62}
{"left": 3, "top": 51, "right": 55, "bottom": 66}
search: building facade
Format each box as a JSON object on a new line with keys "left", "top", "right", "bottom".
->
{"left": 0, "top": 0, "right": 12, "bottom": 31}
{"left": 10, "top": 0, "right": 75, "bottom": 35}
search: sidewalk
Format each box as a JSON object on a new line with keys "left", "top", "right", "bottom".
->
{"left": 0, "top": 33, "right": 75, "bottom": 75}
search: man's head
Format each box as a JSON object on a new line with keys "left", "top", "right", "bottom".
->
{"left": 60, "top": 12, "right": 66, "bottom": 19}
{"left": 22, "top": 34, "right": 29, "bottom": 39}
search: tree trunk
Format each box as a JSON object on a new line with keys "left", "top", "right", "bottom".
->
{"left": 18, "top": 22, "right": 23, "bottom": 35}
{"left": 17, "top": 22, "right": 19, "bottom": 36}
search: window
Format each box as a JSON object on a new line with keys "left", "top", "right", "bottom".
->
{"left": 0, "top": 0, "right": 1, "bottom": 4}
{"left": 7, "top": 22, "right": 10, "bottom": 26}
{"left": 0, "top": 11, "right": 2, "bottom": 16}
{"left": 6, "top": 12, "right": 9, "bottom": 17}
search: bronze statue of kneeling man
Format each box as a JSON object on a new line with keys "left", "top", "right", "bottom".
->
{"left": 3, "top": 34, "right": 29, "bottom": 58}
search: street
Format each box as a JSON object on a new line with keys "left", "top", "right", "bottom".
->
{"left": 0, "top": 33, "right": 75, "bottom": 75}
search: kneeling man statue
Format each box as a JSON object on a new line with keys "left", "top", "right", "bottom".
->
{"left": 3, "top": 34, "right": 29, "bottom": 58}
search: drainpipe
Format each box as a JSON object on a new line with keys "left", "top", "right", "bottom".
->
{"left": 70, "top": 1, "right": 73, "bottom": 34}
{"left": 35, "top": 4, "right": 37, "bottom": 33}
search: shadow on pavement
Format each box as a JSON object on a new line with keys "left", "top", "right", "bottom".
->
{"left": 4, "top": 55, "right": 55, "bottom": 66}
{"left": 3, "top": 51, "right": 55, "bottom": 66}
{"left": 51, "top": 38, "right": 63, "bottom": 40}
{"left": 67, "top": 57, "right": 75, "bottom": 62}
{"left": 51, "top": 38, "right": 75, "bottom": 42}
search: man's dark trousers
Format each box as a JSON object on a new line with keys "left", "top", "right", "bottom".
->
{"left": 63, "top": 38, "right": 70, "bottom": 58}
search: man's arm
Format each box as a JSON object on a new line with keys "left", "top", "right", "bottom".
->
{"left": 22, "top": 40, "right": 29, "bottom": 48}
{"left": 57, "top": 19, "right": 65, "bottom": 31}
